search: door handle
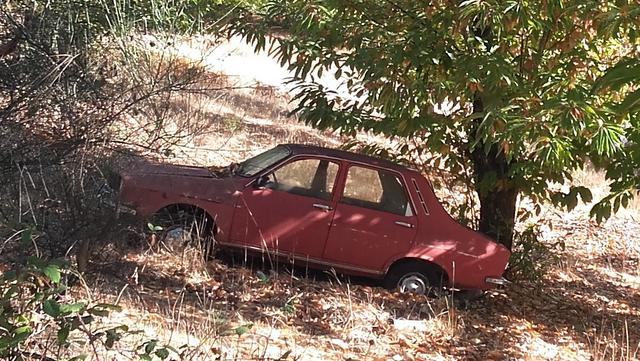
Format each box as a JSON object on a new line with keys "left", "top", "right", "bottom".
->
{"left": 312, "top": 203, "right": 333, "bottom": 211}
{"left": 394, "top": 221, "right": 414, "bottom": 228}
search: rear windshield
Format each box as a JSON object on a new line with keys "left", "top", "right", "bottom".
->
{"left": 236, "top": 145, "right": 291, "bottom": 177}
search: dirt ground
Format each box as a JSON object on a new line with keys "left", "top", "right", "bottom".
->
{"left": 73, "top": 198, "right": 638, "bottom": 361}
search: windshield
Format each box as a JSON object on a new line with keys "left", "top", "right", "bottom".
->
{"left": 236, "top": 145, "right": 291, "bottom": 177}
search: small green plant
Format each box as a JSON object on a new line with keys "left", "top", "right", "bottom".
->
{"left": 138, "top": 339, "right": 179, "bottom": 360}
{"left": 282, "top": 300, "right": 296, "bottom": 315}
{"left": 233, "top": 324, "right": 253, "bottom": 336}
{"left": 147, "top": 222, "right": 164, "bottom": 234}
{"left": 256, "top": 270, "right": 270, "bottom": 283}
{"left": 0, "top": 257, "right": 132, "bottom": 360}
{"left": 507, "top": 224, "right": 563, "bottom": 282}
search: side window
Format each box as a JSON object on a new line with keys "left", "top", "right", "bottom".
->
{"left": 267, "top": 159, "right": 339, "bottom": 200}
{"left": 342, "top": 166, "right": 414, "bottom": 216}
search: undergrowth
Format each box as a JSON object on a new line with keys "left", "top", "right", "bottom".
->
{"left": 507, "top": 223, "right": 563, "bottom": 282}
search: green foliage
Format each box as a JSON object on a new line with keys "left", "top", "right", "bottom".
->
{"left": 282, "top": 300, "right": 296, "bottom": 315}
{"left": 225, "top": 0, "right": 640, "bottom": 240}
{"left": 233, "top": 323, "right": 253, "bottom": 336}
{"left": 590, "top": 54, "right": 640, "bottom": 219}
{"left": 147, "top": 222, "right": 164, "bottom": 233}
{"left": 138, "top": 339, "right": 178, "bottom": 360}
{"left": 0, "top": 258, "right": 126, "bottom": 359}
{"left": 0, "top": 255, "right": 185, "bottom": 359}
{"left": 507, "top": 224, "right": 562, "bottom": 282}
{"left": 256, "top": 270, "right": 270, "bottom": 283}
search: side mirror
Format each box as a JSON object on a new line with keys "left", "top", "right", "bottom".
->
{"left": 254, "top": 175, "right": 268, "bottom": 189}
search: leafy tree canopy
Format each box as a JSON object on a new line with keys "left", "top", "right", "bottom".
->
{"left": 226, "top": 0, "right": 640, "bottom": 248}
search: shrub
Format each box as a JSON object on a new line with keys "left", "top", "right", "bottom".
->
{"left": 0, "top": 257, "right": 125, "bottom": 360}
{"left": 507, "top": 223, "right": 563, "bottom": 282}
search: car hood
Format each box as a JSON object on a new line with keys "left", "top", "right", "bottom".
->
{"left": 126, "top": 162, "right": 216, "bottom": 178}
{"left": 120, "top": 161, "right": 243, "bottom": 204}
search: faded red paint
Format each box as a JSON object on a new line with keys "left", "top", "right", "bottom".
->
{"left": 119, "top": 144, "right": 510, "bottom": 290}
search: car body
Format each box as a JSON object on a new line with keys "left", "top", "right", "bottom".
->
{"left": 118, "top": 144, "right": 510, "bottom": 293}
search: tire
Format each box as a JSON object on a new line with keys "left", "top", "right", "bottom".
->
{"left": 383, "top": 261, "right": 445, "bottom": 296}
{"left": 148, "top": 205, "right": 215, "bottom": 258}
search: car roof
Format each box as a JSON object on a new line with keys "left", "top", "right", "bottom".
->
{"left": 282, "top": 143, "right": 414, "bottom": 173}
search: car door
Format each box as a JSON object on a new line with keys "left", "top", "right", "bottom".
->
{"left": 230, "top": 157, "right": 340, "bottom": 259}
{"left": 323, "top": 165, "right": 417, "bottom": 273}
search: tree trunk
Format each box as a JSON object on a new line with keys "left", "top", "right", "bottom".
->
{"left": 474, "top": 177, "right": 518, "bottom": 249}
{"left": 470, "top": 96, "right": 518, "bottom": 250}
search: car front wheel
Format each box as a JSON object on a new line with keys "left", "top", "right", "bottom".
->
{"left": 383, "top": 261, "right": 444, "bottom": 296}
{"left": 148, "top": 205, "right": 215, "bottom": 258}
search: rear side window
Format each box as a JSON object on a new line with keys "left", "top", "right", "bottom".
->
{"left": 341, "top": 166, "right": 413, "bottom": 216}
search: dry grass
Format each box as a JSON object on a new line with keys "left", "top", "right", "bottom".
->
{"left": 110, "top": 34, "right": 344, "bottom": 169}
{"left": 74, "top": 245, "right": 464, "bottom": 360}
{"left": 65, "top": 202, "right": 640, "bottom": 360}
{"left": 571, "top": 163, "right": 640, "bottom": 214}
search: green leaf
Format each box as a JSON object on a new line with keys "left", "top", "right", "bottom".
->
{"left": 256, "top": 271, "right": 269, "bottom": 283}
{"left": 155, "top": 348, "right": 170, "bottom": 359}
{"left": 10, "top": 326, "right": 33, "bottom": 347}
{"left": 42, "top": 264, "right": 61, "bottom": 284}
{"left": 88, "top": 303, "right": 121, "bottom": 317}
{"left": 234, "top": 324, "right": 253, "bottom": 336}
{"left": 0, "top": 337, "right": 14, "bottom": 351}
{"left": 566, "top": 192, "right": 578, "bottom": 211}
{"left": 94, "top": 303, "right": 123, "bottom": 311}
{"left": 144, "top": 339, "right": 157, "bottom": 354}
{"left": 278, "top": 350, "right": 292, "bottom": 361}
{"left": 147, "top": 223, "right": 163, "bottom": 232}
{"left": 619, "top": 88, "right": 640, "bottom": 115}
{"left": 88, "top": 308, "right": 109, "bottom": 317}
{"left": 70, "top": 315, "right": 95, "bottom": 329}
{"left": 14, "top": 325, "right": 32, "bottom": 336}
{"left": 593, "top": 57, "right": 640, "bottom": 92}
{"left": 105, "top": 325, "right": 128, "bottom": 349}
{"left": 57, "top": 325, "right": 70, "bottom": 345}
{"left": 27, "top": 256, "right": 45, "bottom": 268}
{"left": 1, "top": 326, "right": 32, "bottom": 349}
{"left": 43, "top": 299, "right": 61, "bottom": 317}
{"left": 60, "top": 302, "right": 86, "bottom": 315}
{"left": 574, "top": 186, "right": 593, "bottom": 203}
{"left": 20, "top": 228, "right": 32, "bottom": 244}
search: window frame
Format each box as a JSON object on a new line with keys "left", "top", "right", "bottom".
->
{"left": 258, "top": 156, "right": 342, "bottom": 201}
{"left": 338, "top": 163, "right": 416, "bottom": 217}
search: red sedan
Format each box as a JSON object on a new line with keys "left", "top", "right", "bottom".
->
{"left": 118, "top": 144, "right": 510, "bottom": 294}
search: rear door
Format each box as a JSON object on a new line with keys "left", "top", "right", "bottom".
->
{"left": 323, "top": 165, "right": 417, "bottom": 273}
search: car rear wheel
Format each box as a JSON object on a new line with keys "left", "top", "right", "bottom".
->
{"left": 383, "top": 261, "right": 445, "bottom": 296}
{"left": 148, "top": 205, "right": 215, "bottom": 258}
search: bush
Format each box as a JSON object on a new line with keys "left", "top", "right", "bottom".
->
{"left": 0, "top": 257, "right": 125, "bottom": 360}
{"left": 507, "top": 223, "right": 564, "bottom": 282}
{"left": 0, "top": 0, "right": 223, "bottom": 266}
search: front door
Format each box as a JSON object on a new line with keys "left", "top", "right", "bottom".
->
{"left": 230, "top": 158, "right": 340, "bottom": 259}
{"left": 323, "top": 165, "right": 417, "bottom": 273}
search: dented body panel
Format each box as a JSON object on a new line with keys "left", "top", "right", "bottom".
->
{"left": 119, "top": 144, "right": 510, "bottom": 290}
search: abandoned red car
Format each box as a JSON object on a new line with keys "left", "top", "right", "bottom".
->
{"left": 118, "top": 144, "right": 510, "bottom": 294}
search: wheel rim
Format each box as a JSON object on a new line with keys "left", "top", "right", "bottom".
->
{"left": 398, "top": 273, "right": 428, "bottom": 294}
{"left": 150, "top": 207, "right": 212, "bottom": 251}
